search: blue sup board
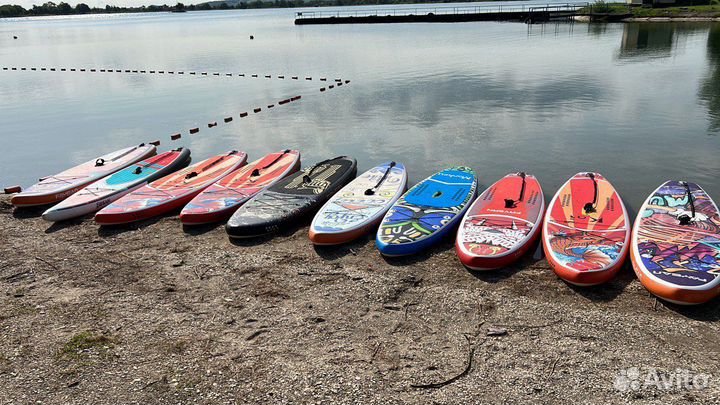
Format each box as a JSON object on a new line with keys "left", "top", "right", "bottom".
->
{"left": 376, "top": 166, "right": 477, "bottom": 256}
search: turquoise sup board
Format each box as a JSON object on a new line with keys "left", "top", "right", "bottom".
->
{"left": 376, "top": 166, "right": 477, "bottom": 256}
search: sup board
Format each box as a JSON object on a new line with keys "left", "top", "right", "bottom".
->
{"left": 11, "top": 143, "right": 156, "bottom": 207}
{"left": 226, "top": 156, "right": 357, "bottom": 238}
{"left": 542, "top": 172, "right": 630, "bottom": 286}
{"left": 95, "top": 151, "right": 246, "bottom": 225}
{"left": 42, "top": 148, "right": 191, "bottom": 222}
{"left": 179, "top": 149, "right": 301, "bottom": 225}
{"left": 376, "top": 166, "right": 477, "bottom": 257}
{"left": 631, "top": 181, "right": 720, "bottom": 305}
{"left": 309, "top": 161, "right": 407, "bottom": 245}
{"left": 456, "top": 172, "right": 544, "bottom": 270}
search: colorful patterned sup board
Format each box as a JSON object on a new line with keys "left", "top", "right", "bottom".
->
{"left": 542, "top": 172, "right": 630, "bottom": 286}
{"left": 41, "top": 148, "right": 191, "bottom": 222}
{"left": 309, "top": 161, "right": 408, "bottom": 245}
{"left": 94, "top": 151, "right": 246, "bottom": 225}
{"left": 226, "top": 156, "right": 357, "bottom": 238}
{"left": 180, "top": 150, "right": 301, "bottom": 225}
{"left": 456, "top": 172, "right": 544, "bottom": 270}
{"left": 11, "top": 143, "right": 157, "bottom": 207}
{"left": 631, "top": 181, "right": 720, "bottom": 305}
{"left": 376, "top": 166, "right": 477, "bottom": 257}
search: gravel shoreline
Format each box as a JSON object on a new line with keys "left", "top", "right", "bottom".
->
{"left": 1, "top": 195, "right": 719, "bottom": 404}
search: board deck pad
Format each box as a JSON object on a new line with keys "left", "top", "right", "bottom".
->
{"left": 180, "top": 150, "right": 300, "bottom": 224}
{"left": 226, "top": 156, "right": 357, "bottom": 238}
{"left": 544, "top": 173, "right": 628, "bottom": 273}
{"left": 377, "top": 166, "right": 477, "bottom": 255}
{"left": 95, "top": 151, "right": 246, "bottom": 224}
{"left": 633, "top": 181, "right": 720, "bottom": 289}
{"left": 457, "top": 173, "right": 544, "bottom": 265}
{"left": 11, "top": 144, "right": 156, "bottom": 207}
{"left": 42, "top": 148, "right": 190, "bottom": 221}
{"left": 309, "top": 162, "right": 407, "bottom": 243}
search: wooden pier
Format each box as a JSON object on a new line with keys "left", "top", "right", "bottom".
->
{"left": 294, "top": 3, "right": 590, "bottom": 25}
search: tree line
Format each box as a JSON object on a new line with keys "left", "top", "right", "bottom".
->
{"left": 0, "top": 0, "right": 498, "bottom": 18}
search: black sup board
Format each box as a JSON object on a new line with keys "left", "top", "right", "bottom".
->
{"left": 226, "top": 156, "right": 357, "bottom": 238}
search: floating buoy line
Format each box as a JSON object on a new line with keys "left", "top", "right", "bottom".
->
{"left": 1, "top": 66, "right": 346, "bottom": 83}
{"left": 1, "top": 65, "right": 352, "bottom": 144}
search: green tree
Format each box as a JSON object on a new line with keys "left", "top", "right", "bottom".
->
{"left": 75, "top": 2, "right": 90, "bottom": 13}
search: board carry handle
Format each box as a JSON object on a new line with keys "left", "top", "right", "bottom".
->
{"left": 583, "top": 172, "right": 599, "bottom": 214}
{"left": 365, "top": 161, "right": 396, "bottom": 195}
{"left": 678, "top": 181, "right": 696, "bottom": 225}
{"left": 252, "top": 149, "right": 291, "bottom": 177}
{"left": 95, "top": 158, "right": 105, "bottom": 166}
{"left": 504, "top": 172, "right": 527, "bottom": 208}
{"left": 303, "top": 156, "right": 346, "bottom": 184}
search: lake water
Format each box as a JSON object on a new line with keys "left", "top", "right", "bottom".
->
{"left": 1, "top": 5, "right": 719, "bottom": 214}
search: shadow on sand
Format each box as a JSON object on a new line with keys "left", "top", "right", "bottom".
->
{"left": 658, "top": 296, "right": 720, "bottom": 322}
{"left": 312, "top": 237, "right": 372, "bottom": 260}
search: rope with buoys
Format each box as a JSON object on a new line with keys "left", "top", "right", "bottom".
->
{"left": 1, "top": 66, "right": 348, "bottom": 83}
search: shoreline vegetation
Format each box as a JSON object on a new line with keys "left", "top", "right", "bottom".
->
{"left": 0, "top": 0, "right": 519, "bottom": 18}
{"left": 578, "top": 0, "right": 720, "bottom": 20}
{"left": 1, "top": 0, "right": 719, "bottom": 19}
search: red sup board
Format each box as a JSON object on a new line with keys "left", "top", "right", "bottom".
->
{"left": 456, "top": 172, "right": 545, "bottom": 270}
{"left": 542, "top": 172, "right": 630, "bottom": 286}
{"left": 95, "top": 151, "right": 246, "bottom": 225}
{"left": 179, "top": 150, "right": 301, "bottom": 225}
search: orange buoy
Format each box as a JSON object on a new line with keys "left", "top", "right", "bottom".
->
{"left": 240, "top": 112, "right": 248, "bottom": 117}
{"left": 4, "top": 185, "right": 22, "bottom": 194}
{"left": 189, "top": 128, "right": 199, "bottom": 134}
{"left": 150, "top": 140, "right": 161, "bottom": 146}
{"left": 171, "top": 133, "right": 182, "bottom": 140}
{"left": 224, "top": 117, "right": 233, "bottom": 123}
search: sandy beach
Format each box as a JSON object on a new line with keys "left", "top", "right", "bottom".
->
{"left": 1, "top": 195, "right": 719, "bottom": 404}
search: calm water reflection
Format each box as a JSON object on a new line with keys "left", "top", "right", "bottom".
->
{"left": 0, "top": 8, "right": 718, "bottom": 214}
